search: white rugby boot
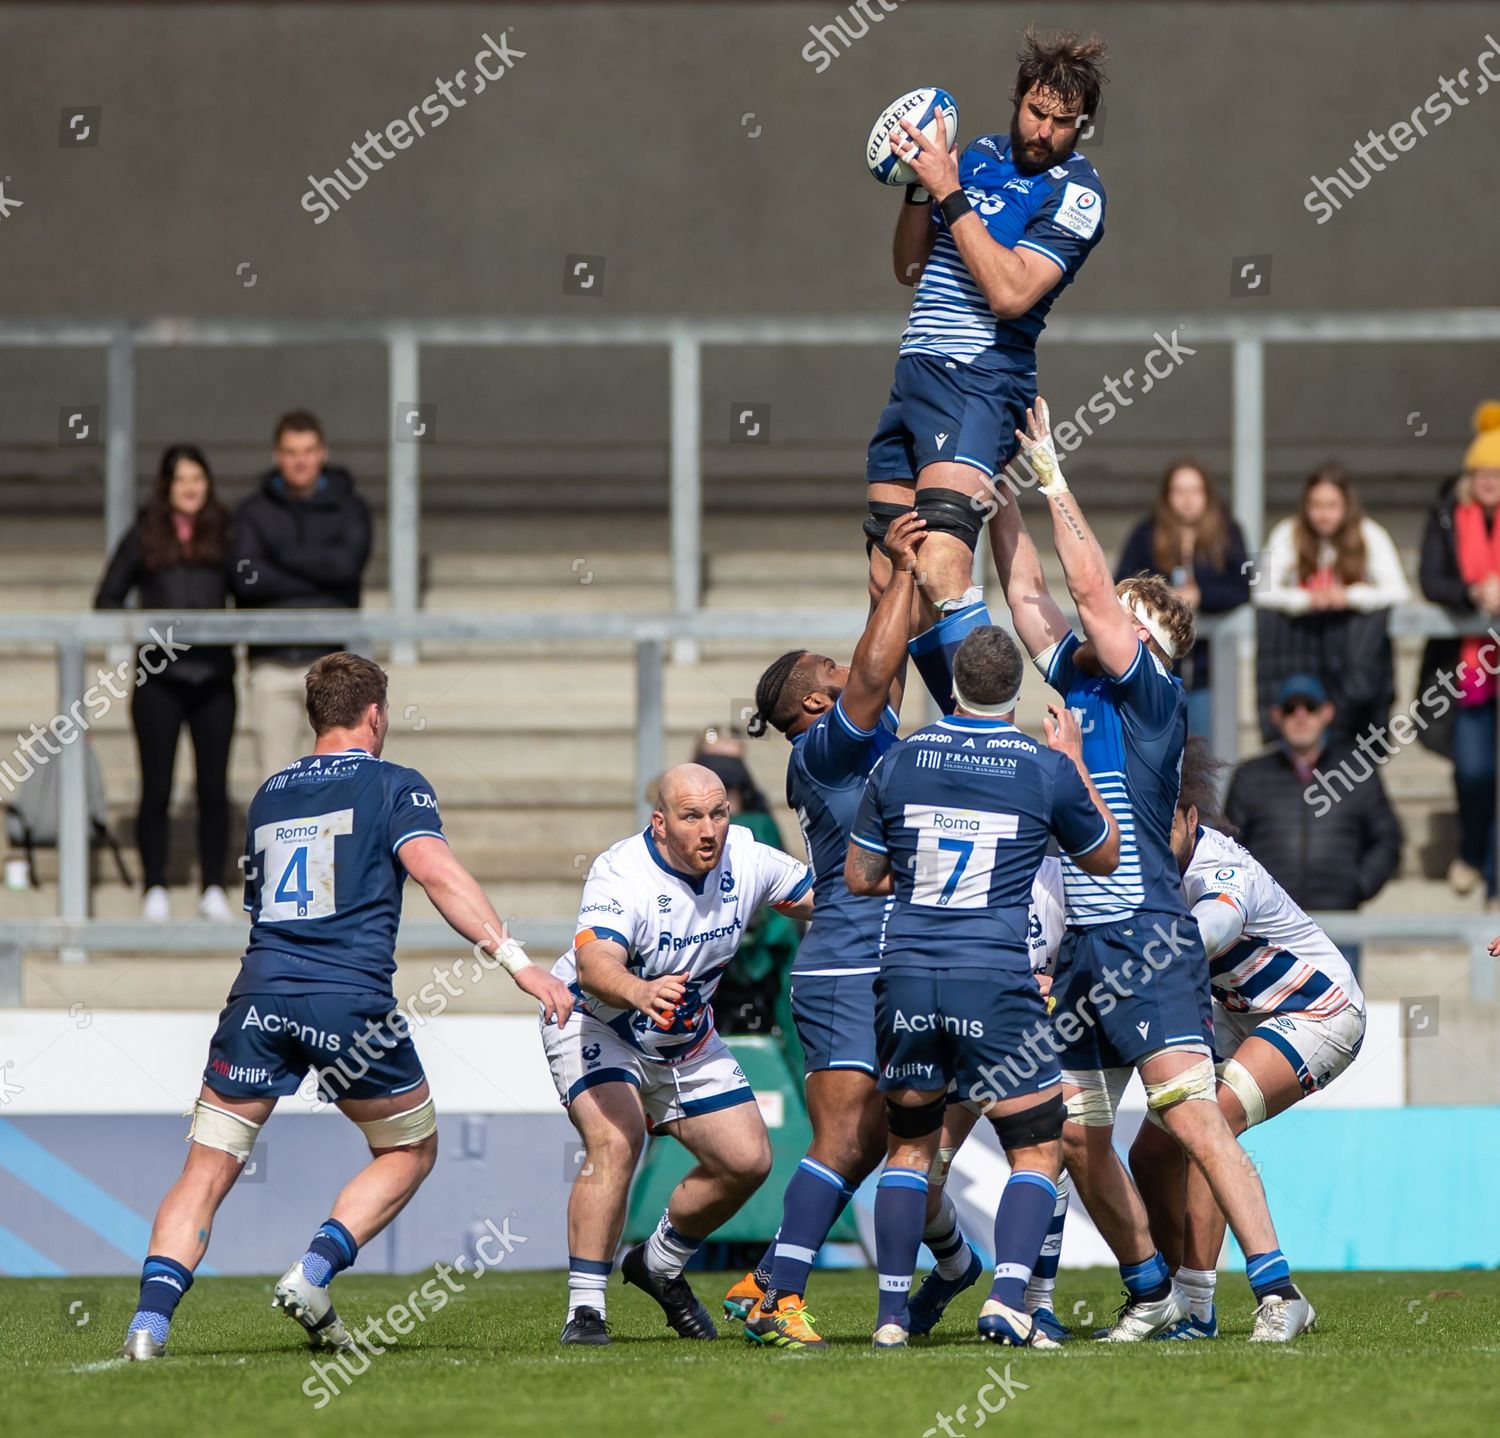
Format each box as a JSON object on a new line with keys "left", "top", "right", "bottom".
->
{"left": 872, "top": 1321, "right": 910, "bottom": 1348}
{"left": 121, "top": 1329, "right": 166, "bottom": 1360}
{"left": 978, "top": 1297, "right": 1061, "bottom": 1349}
{"left": 273, "top": 1260, "right": 356, "bottom": 1352}
{"left": 1101, "top": 1286, "right": 1188, "bottom": 1342}
{"left": 1250, "top": 1286, "right": 1316, "bottom": 1342}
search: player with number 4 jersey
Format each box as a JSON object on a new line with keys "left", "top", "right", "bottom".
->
{"left": 122, "top": 654, "right": 571, "bottom": 1363}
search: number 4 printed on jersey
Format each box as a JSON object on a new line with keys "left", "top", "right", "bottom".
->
{"left": 253, "top": 808, "right": 353, "bottom": 921}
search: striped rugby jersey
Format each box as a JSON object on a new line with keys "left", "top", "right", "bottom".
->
{"left": 901, "top": 135, "right": 1105, "bottom": 366}
{"left": 1183, "top": 825, "right": 1363, "bottom": 1018}
{"left": 1039, "top": 631, "right": 1187, "bottom": 927}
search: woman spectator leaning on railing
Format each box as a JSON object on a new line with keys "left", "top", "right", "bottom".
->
{"left": 1252, "top": 463, "right": 1409, "bottom": 747}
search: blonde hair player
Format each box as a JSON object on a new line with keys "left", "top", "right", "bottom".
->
{"left": 986, "top": 398, "right": 1315, "bottom": 1343}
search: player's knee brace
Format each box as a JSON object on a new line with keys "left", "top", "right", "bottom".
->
{"left": 1060, "top": 1067, "right": 1131, "bottom": 1128}
{"left": 1219, "top": 1058, "right": 1268, "bottom": 1129}
{"left": 914, "top": 487, "right": 984, "bottom": 552}
{"left": 886, "top": 1094, "right": 946, "bottom": 1139}
{"left": 863, "top": 500, "right": 912, "bottom": 556}
{"left": 187, "top": 1100, "right": 263, "bottom": 1162}
{"left": 1142, "top": 1055, "right": 1217, "bottom": 1130}
{"left": 356, "top": 1097, "right": 437, "bottom": 1150}
{"left": 989, "top": 1091, "right": 1065, "bottom": 1150}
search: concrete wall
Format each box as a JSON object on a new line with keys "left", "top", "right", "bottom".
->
{"left": 1, "top": 2, "right": 1497, "bottom": 497}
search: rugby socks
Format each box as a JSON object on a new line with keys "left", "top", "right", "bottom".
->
{"left": 752, "top": 1234, "right": 777, "bottom": 1290}
{"left": 126, "top": 1254, "right": 193, "bottom": 1344}
{"left": 922, "top": 1189, "right": 973, "bottom": 1281}
{"left": 874, "top": 1166, "right": 929, "bottom": 1328}
{"left": 765, "top": 1158, "right": 856, "bottom": 1304}
{"left": 1245, "top": 1248, "right": 1299, "bottom": 1302}
{"left": 568, "top": 1256, "right": 612, "bottom": 1320}
{"left": 643, "top": 1211, "right": 703, "bottom": 1280}
{"left": 1120, "top": 1251, "right": 1173, "bottom": 1304}
{"left": 1024, "top": 1170, "right": 1071, "bottom": 1313}
{"left": 989, "top": 1170, "right": 1058, "bottom": 1310}
{"left": 908, "top": 594, "right": 992, "bottom": 715}
{"left": 1174, "top": 1264, "right": 1217, "bottom": 1321}
{"left": 301, "top": 1218, "right": 359, "bottom": 1288}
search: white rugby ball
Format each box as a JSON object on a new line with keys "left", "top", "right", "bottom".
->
{"left": 866, "top": 87, "right": 959, "bottom": 186}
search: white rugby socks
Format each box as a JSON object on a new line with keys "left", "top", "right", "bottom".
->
{"left": 1175, "top": 1265, "right": 1217, "bottom": 1320}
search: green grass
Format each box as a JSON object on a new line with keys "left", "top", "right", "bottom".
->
{"left": 2, "top": 1269, "right": 1495, "bottom": 1437}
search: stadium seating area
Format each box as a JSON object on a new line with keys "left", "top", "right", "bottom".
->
{"left": 0, "top": 469, "right": 1480, "bottom": 1026}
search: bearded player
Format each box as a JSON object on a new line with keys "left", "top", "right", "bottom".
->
{"left": 864, "top": 26, "right": 1108, "bottom": 691}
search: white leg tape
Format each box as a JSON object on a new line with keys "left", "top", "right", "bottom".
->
{"left": 1219, "top": 1058, "right": 1268, "bottom": 1129}
{"left": 929, "top": 1145, "right": 959, "bottom": 1188}
{"left": 1060, "top": 1067, "right": 1131, "bottom": 1127}
{"left": 1144, "top": 1056, "right": 1217, "bottom": 1115}
{"left": 187, "top": 1100, "right": 262, "bottom": 1162}
{"left": 356, "top": 1097, "right": 437, "bottom": 1149}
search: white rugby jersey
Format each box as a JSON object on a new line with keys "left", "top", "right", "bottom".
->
{"left": 553, "top": 825, "right": 811, "bottom": 1062}
{"left": 1182, "top": 827, "right": 1363, "bottom": 1019}
{"left": 1028, "top": 856, "right": 1066, "bottom": 976}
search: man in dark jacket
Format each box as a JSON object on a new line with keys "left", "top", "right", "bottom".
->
{"left": 1225, "top": 673, "right": 1403, "bottom": 912}
{"left": 232, "top": 411, "right": 371, "bottom": 778}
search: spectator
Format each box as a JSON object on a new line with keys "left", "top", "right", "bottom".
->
{"left": 1115, "top": 458, "right": 1250, "bottom": 736}
{"left": 231, "top": 411, "right": 371, "bottom": 779}
{"left": 1253, "top": 464, "right": 1409, "bottom": 747}
{"left": 94, "top": 445, "right": 237, "bottom": 922}
{"left": 1417, "top": 401, "right": 1500, "bottom": 901}
{"left": 1225, "top": 673, "right": 1403, "bottom": 914}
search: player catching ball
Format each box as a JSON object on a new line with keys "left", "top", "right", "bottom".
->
{"left": 865, "top": 27, "right": 1108, "bottom": 661}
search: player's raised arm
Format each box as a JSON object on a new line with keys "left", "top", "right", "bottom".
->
{"left": 841, "top": 511, "right": 927, "bottom": 730}
{"left": 398, "top": 836, "right": 574, "bottom": 1024}
{"left": 1015, "top": 398, "right": 1141, "bottom": 678}
{"left": 989, "top": 488, "right": 1074, "bottom": 662}
{"left": 895, "top": 111, "right": 1065, "bottom": 319}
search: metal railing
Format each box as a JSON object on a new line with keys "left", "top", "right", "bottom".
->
{"left": 5, "top": 309, "right": 1500, "bottom": 665}
{"left": 2, "top": 603, "right": 1497, "bottom": 998}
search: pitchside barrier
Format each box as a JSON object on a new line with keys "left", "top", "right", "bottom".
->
{"left": 0, "top": 605, "right": 1496, "bottom": 1002}
{"left": 4, "top": 308, "right": 1500, "bottom": 666}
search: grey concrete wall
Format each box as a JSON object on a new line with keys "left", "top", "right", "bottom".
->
{"left": 1, "top": 2, "right": 1497, "bottom": 499}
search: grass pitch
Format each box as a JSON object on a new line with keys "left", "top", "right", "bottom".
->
{"left": 2, "top": 1269, "right": 1494, "bottom": 1438}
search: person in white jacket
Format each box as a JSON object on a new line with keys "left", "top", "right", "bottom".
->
{"left": 1253, "top": 465, "right": 1410, "bottom": 615}
{"left": 1251, "top": 465, "right": 1409, "bottom": 744}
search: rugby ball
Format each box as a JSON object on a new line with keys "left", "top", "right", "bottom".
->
{"left": 866, "top": 87, "right": 959, "bottom": 186}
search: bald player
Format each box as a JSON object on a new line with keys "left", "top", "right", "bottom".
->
{"left": 541, "top": 764, "right": 816, "bottom": 1345}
